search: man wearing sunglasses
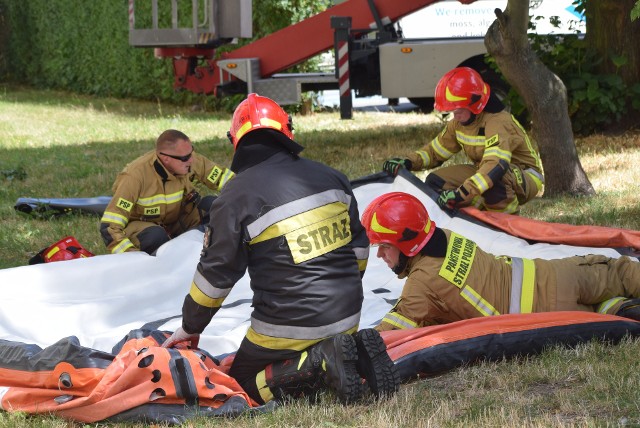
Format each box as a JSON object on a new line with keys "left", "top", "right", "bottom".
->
{"left": 100, "top": 129, "right": 234, "bottom": 255}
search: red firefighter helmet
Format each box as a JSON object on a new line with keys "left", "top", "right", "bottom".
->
{"left": 227, "top": 93, "right": 294, "bottom": 149}
{"left": 361, "top": 192, "right": 436, "bottom": 257}
{"left": 434, "top": 67, "right": 490, "bottom": 114}
{"left": 43, "top": 236, "right": 94, "bottom": 263}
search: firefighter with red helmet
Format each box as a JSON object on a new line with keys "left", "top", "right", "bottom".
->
{"left": 362, "top": 192, "right": 640, "bottom": 331}
{"left": 163, "top": 94, "right": 399, "bottom": 405}
{"left": 100, "top": 129, "right": 234, "bottom": 255}
{"left": 383, "top": 67, "right": 544, "bottom": 214}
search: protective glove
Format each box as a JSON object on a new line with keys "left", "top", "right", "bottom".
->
{"left": 161, "top": 327, "right": 200, "bottom": 349}
{"left": 382, "top": 158, "right": 413, "bottom": 176}
{"left": 437, "top": 189, "right": 463, "bottom": 211}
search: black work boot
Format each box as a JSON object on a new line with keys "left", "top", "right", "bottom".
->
{"left": 354, "top": 328, "right": 400, "bottom": 399}
{"left": 616, "top": 298, "right": 640, "bottom": 321}
{"left": 308, "top": 334, "right": 363, "bottom": 404}
{"left": 259, "top": 352, "right": 322, "bottom": 404}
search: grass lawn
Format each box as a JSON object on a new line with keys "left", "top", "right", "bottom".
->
{"left": 1, "top": 84, "right": 640, "bottom": 427}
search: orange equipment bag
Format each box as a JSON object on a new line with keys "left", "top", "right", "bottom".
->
{"left": 29, "top": 236, "right": 95, "bottom": 265}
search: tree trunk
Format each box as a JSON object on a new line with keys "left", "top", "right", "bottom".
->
{"left": 585, "top": 0, "right": 640, "bottom": 131}
{"left": 484, "top": 0, "right": 595, "bottom": 197}
{"left": 586, "top": 0, "right": 640, "bottom": 84}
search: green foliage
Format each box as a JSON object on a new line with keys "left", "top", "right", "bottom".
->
{"left": 512, "top": 2, "right": 640, "bottom": 135}
{"left": 0, "top": 0, "right": 207, "bottom": 105}
{"left": 2, "top": 86, "right": 640, "bottom": 427}
{"left": 632, "top": 1, "right": 640, "bottom": 21}
{"left": 0, "top": 0, "right": 332, "bottom": 111}
{"left": 0, "top": 166, "right": 26, "bottom": 181}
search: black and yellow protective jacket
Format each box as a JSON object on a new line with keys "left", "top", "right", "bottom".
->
{"left": 407, "top": 111, "right": 544, "bottom": 204}
{"left": 377, "top": 228, "right": 640, "bottom": 331}
{"left": 181, "top": 137, "right": 369, "bottom": 351}
{"left": 100, "top": 150, "right": 234, "bottom": 253}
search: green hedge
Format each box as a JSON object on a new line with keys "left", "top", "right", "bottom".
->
{"left": 0, "top": 0, "right": 330, "bottom": 110}
{"left": 0, "top": 0, "right": 226, "bottom": 106}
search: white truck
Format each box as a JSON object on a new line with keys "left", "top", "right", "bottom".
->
{"left": 128, "top": 0, "right": 584, "bottom": 117}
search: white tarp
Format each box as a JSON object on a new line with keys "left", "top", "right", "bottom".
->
{"left": 0, "top": 175, "right": 618, "bottom": 356}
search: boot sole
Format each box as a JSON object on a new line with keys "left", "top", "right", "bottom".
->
{"left": 331, "top": 334, "right": 362, "bottom": 404}
{"left": 355, "top": 329, "right": 400, "bottom": 398}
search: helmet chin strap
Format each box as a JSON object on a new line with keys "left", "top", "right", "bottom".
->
{"left": 392, "top": 253, "right": 410, "bottom": 274}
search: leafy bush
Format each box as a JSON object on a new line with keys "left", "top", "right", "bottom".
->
{"left": 0, "top": 0, "right": 330, "bottom": 112}
{"left": 526, "top": 29, "right": 640, "bottom": 135}
{"left": 502, "top": 3, "right": 640, "bottom": 135}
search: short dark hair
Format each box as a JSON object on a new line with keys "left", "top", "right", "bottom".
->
{"left": 156, "top": 129, "right": 190, "bottom": 151}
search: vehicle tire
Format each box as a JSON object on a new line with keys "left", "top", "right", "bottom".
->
{"left": 408, "top": 97, "right": 435, "bottom": 113}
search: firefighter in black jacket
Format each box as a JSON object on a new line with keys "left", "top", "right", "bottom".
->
{"left": 163, "top": 94, "right": 399, "bottom": 405}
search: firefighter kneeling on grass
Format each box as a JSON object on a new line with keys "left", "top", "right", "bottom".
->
{"left": 362, "top": 192, "right": 640, "bottom": 331}
{"left": 383, "top": 67, "right": 544, "bottom": 215}
{"left": 100, "top": 129, "right": 234, "bottom": 255}
{"left": 163, "top": 94, "right": 400, "bottom": 405}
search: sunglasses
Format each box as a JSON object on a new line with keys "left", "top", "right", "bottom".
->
{"left": 160, "top": 150, "right": 193, "bottom": 162}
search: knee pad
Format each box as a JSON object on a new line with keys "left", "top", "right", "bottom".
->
{"left": 137, "top": 226, "right": 170, "bottom": 255}
{"left": 425, "top": 173, "right": 447, "bottom": 193}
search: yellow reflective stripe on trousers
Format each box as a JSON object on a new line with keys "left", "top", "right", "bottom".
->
{"left": 596, "top": 297, "right": 627, "bottom": 314}
{"left": 112, "top": 238, "right": 134, "bottom": 253}
{"left": 256, "top": 369, "right": 273, "bottom": 403}
{"left": 509, "top": 257, "right": 536, "bottom": 313}
{"left": 381, "top": 311, "right": 418, "bottom": 329}
{"left": 246, "top": 325, "right": 358, "bottom": 351}
{"left": 525, "top": 168, "right": 544, "bottom": 193}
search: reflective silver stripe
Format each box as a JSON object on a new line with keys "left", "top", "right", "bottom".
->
{"left": 415, "top": 150, "right": 430, "bottom": 167}
{"left": 597, "top": 297, "right": 626, "bottom": 314}
{"left": 455, "top": 131, "right": 485, "bottom": 146}
{"left": 192, "top": 270, "right": 232, "bottom": 299}
{"left": 524, "top": 168, "right": 544, "bottom": 184}
{"left": 353, "top": 246, "right": 369, "bottom": 260}
{"left": 431, "top": 137, "right": 456, "bottom": 159}
{"left": 461, "top": 286, "right": 499, "bottom": 316}
{"left": 382, "top": 312, "right": 417, "bottom": 329}
{"left": 101, "top": 211, "right": 128, "bottom": 227}
{"left": 112, "top": 238, "right": 134, "bottom": 254}
{"left": 138, "top": 190, "right": 184, "bottom": 206}
{"left": 218, "top": 169, "right": 235, "bottom": 189}
{"left": 247, "top": 189, "right": 352, "bottom": 240}
{"left": 510, "top": 257, "right": 524, "bottom": 314}
{"left": 251, "top": 311, "right": 361, "bottom": 340}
